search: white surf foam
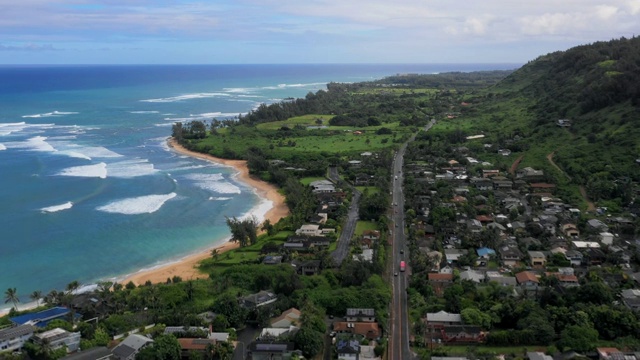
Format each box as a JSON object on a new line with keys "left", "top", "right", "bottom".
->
{"left": 59, "top": 151, "right": 92, "bottom": 160}
{"left": 57, "top": 163, "right": 107, "bottom": 178}
{"left": 263, "top": 82, "right": 326, "bottom": 90}
{"left": 80, "top": 147, "right": 123, "bottom": 158}
{"left": 25, "top": 136, "right": 57, "bottom": 152}
{"left": 129, "top": 111, "right": 160, "bottom": 114}
{"left": 41, "top": 201, "right": 73, "bottom": 213}
{"left": 96, "top": 193, "right": 177, "bottom": 215}
{"left": 140, "top": 93, "right": 231, "bottom": 103}
{"left": 106, "top": 159, "right": 157, "bottom": 178}
{"left": 239, "top": 197, "right": 272, "bottom": 224}
{"left": 182, "top": 173, "right": 241, "bottom": 194}
{"left": 0, "top": 144, "right": 5, "bottom": 151}
{"left": 209, "top": 197, "right": 232, "bottom": 201}
{"left": 164, "top": 111, "right": 241, "bottom": 121}
{"left": 22, "top": 111, "right": 78, "bottom": 118}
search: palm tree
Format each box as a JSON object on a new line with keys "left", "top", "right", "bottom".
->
{"left": 30, "top": 290, "right": 42, "bottom": 307}
{"left": 66, "top": 280, "right": 80, "bottom": 295}
{"left": 4, "top": 287, "right": 19, "bottom": 310}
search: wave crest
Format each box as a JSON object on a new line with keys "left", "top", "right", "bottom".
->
{"left": 96, "top": 193, "right": 177, "bottom": 215}
{"left": 41, "top": 201, "right": 73, "bottom": 213}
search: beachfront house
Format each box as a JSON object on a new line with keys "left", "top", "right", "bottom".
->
{"left": 0, "top": 324, "right": 35, "bottom": 353}
{"left": 33, "top": 328, "right": 81, "bottom": 353}
{"left": 112, "top": 334, "right": 154, "bottom": 360}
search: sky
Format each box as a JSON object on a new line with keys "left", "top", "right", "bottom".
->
{"left": 0, "top": 0, "right": 639, "bottom": 64}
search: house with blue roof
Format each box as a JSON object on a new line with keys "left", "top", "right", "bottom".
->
{"left": 10, "top": 307, "right": 80, "bottom": 328}
{"left": 476, "top": 247, "right": 496, "bottom": 259}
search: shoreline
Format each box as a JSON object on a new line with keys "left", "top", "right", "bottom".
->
{"left": 119, "top": 138, "right": 289, "bottom": 286}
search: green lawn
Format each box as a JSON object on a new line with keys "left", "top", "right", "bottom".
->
{"left": 355, "top": 221, "right": 378, "bottom": 236}
{"left": 256, "top": 114, "right": 335, "bottom": 130}
{"left": 356, "top": 186, "right": 380, "bottom": 195}
{"left": 300, "top": 177, "right": 327, "bottom": 186}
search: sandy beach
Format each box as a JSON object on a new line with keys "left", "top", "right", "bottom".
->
{"left": 120, "top": 139, "right": 290, "bottom": 285}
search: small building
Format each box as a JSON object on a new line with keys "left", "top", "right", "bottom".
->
{"left": 499, "top": 245, "right": 523, "bottom": 267}
{"left": 445, "top": 249, "right": 468, "bottom": 263}
{"left": 439, "top": 326, "right": 485, "bottom": 344}
{"left": 429, "top": 273, "right": 454, "bottom": 295}
{"left": 476, "top": 247, "right": 495, "bottom": 259}
{"left": 528, "top": 251, "right": 547, "bottom": 267}
{"left": 33, "top": 328, "right": 81, "bottom": 354}
{"left": 177, "top": 338, "right": 219, "bottom": 359}
{"left": 295, "top": 224, "right": 321, "bottom": 236}
{"left": 561, "top": 223, "right": 580, "bottom": 237}
{"left": 587, "top": 219, "right": 609, "bottom": 231}
{"left": 239, "top": 291, "right": 278, "bottom": 309}
{"left": 291, "top": 259, "right": 322, "bottom": 276}
{"left": 486, "top": 274, "right": 517, "bottom": 287}
{"left": 527, "top": 351, "right": 554, "bottom": 360}
{"left": 565, "top": 250, "right": 584, "bottom": 266}
{"left": 516, "top": 167, "right": 544, "bottom": 181}
{"left": 425, "top": 311, "right": 462, "bottom": 327}
{"left": 270, "top": 308, "right": 301, "bottom": 328}
{"left": 60, "top": 347, "right": 113, "bottom": 360}
{"left": 515, "top": 271, "right": 539, "bottom": 291}
{"left": 346, "top": 308, "right": 375, "bottom": 323}
{"left": 248, "top": 341, "right": 296, "bottom": 360}
{"left": 337, "top": 339, "right": 360, "bottom": 360}
{"left": 0, "top": 324, "right": 35, "bottom": 353}
{"left": 262, "top": 255, "right": 283, "bottom": 265}
{"left": 333, "top": 322, "right": 380, "bottom": 340}
{"left": 459, "top": 269, "right": 485, "bottom": 283}
{"left": 596, "top": 348, "right": 625, "bottom": 360}
{"left": 353, "top": 249, "right": 374, "bottom": 263}
{"left": 600, "top": 232, "right": 614, "bottom": 245}
{"left": 112, "top": 334, "right": 153, "bottom": 360}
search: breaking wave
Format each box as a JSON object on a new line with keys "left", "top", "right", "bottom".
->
{"left": 41, "top": 202, "right": 73, "bottom": 213}
{"left": 96, "top": 193, "right": 177, "bottom": 215}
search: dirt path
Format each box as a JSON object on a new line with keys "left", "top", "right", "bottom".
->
{"left": 509, "top": 155, "right": 524, "bottom": 175}
{"left": 579, "top": 185, "right": 597, "bottom": 212}
{"left": 546, "top": 151, "right": 571, "bottom": 181}
{"left": 547, "top": 151, "right": 596, "bottom": 211}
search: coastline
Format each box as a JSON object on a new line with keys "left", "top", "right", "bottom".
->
{"left": 119, "top": 138, "right": 290, "bottom": 286}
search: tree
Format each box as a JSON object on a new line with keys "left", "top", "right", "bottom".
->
{"left": 4, "top": 288, "right": 19, "bottom": 310}
{"left": 557, "top": 324, "right": 599, "bottom": 352}
{"left": 293, "top": 327, "right": 324, "bottom": 358}
{"left": 136, "top": 334, "right": 181, "bottom": 360}
{"left": 225, "top": 216, "right": 258, "bottom": 247}
{"left": 461, "top": 307, "right": 492, "bottom": 329}
{"left": 30, "top": 290, "right": 42, "bottom": 307}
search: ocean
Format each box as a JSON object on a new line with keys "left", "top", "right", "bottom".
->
{"left": 0, "top": 64, "right": 518, "bottom": 307}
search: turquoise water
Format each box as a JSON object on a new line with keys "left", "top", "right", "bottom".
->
{"left": 0, "top": 64, "right": 518, "bottom": 305}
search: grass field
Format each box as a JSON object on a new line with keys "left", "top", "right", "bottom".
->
{"left": 356, "top": 186, "right": 380, "bottom": 195}
{"left": 300, "top": 177, "right": 327, "bottom": 186}
{"left": 256, "top": 114, "right": 335, "bottom": 130}
{"left": 355, "top": 221, "right": 378, "bottom": 236}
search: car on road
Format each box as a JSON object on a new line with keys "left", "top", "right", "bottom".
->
{"left": 395, "top": 224, "right": 398, "bottom": 227}
{"left": 400, "top": 249, "right": 404, "bottom": 254}
{"left": 394, "top": 272, "right": 398, "bottom": 276}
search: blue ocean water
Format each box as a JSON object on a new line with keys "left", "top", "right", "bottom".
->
{"left": 0, "top": 64, "right": 518, "bottom": 305}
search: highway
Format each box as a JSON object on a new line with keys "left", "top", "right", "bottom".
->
{"left": 389, "top": 140, "right": 412, "bottom": 360}
{"left": 390, "top": 120, "right": 434, "bottom": 360}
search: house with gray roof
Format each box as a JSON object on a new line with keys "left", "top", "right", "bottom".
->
{"left": 0, "top": 324, "right": 35, "bottom": 353}
{"left": 459, "top": 269, "right": 485, "bottom": 283}
{"left": 112, "top": 334, "right": 153, "bottom": 360}
{"left": 239, "top": 290, "right": 278, "bottom": 309}
{"left": 33, "top": 328, "right": 81, "bottom": 354}
{"left": 346, "top": 308, "right": 375, "bottom": 322}
{"left": 426, "top": 311, "right": 462, "bottom": 327}
{"left": 337, "top": 339, "right": 360, "bottom": 360}
{"left": 61, "top": 347, "right": 113, "bottom": 360}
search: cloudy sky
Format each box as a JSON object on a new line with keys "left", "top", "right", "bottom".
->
{"left": 1, "top": 0, "right": 639, "bottom": 64}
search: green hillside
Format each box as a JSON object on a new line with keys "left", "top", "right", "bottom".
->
{"left": 446, "top": 37, "right": 640, "bottom": 208}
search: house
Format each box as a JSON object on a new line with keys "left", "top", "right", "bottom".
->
{"left": 515, "top": 271, "right": 539, "bottom": 291}
{"left": 61, "top": 347, "right": 113, "bottom": 360}
{"left": 473, "top": 178, "right": 494, "bottom": 191}
{"left": 310, "top": 213, "right": 328, "bottom": 224}
{"left": 429, "top": 273, "right": 454, "bottom": 295}
{"left": 337, "top": 339, "right": 360, "bottom": 360}
{"left": 112, "top": 334, "right": 153, "bottom": 360}
{"left": 333, "top": 322, "right": 380, "bottom": 340}
{"left": 565, "top": 250, "right": 584, "bottom": 266}
{"left": 271, "top": 308, "right": 301, "bottom": 328}
{"left": 33, "top": 328, "right": 81, "bottom": 354}
{"left": 557, "top": 119, "right": 572, "bottom": 127}
{"left": 499, "top": 245, "right": 523, "bottom": 267}
{"left": 530, "top": 183, "right": 556, "bottom": 193}
{"left": 359, "top": 345, "right": 380, "bottom": 360}
{"left": 10, "top": 307, "right": 75, "bottom": 328}
{"left": 596, "top": 348, "right": 625, "bottom": 360}
{"left": 482, "top": 170, "right": 500, "bottom": 178}
{"left": 346, "top": 308, "right": 376, "bottom": 322}
{"left": 362, "top": 230, "right": 381, "bottom": 241}
{"left": 587, "top": 219, "right": 609, "bottom": 231}
{"left": 0, "top": 324, "right": 35, "bottom": 353}
{"left": 467, "top": 219, "right": 482, "bottom": 234}
{"left": 619, "top": 289, "right": 640, "bottom": 311}
{"left": 284, "top": 235, "right": 330, "bottom": 251}
{"left": 572, "top": 241, "right": 600, "bottom": 249}
{"left": 600, "top": 232, "right": 614, "bottom": 245}
{"left": 259, "top": 326, "right": 299, "bottom": 340}
{"left": 177, "top": 338, "right": 225, "bottom": 359}
{"left": 425, "top": 311, "right": 462, "bottom": 328}
{"left": 528, "top": 251, "right": 547, "bottom": 267}
{"left": 584, "top": 248, "right": 606, "bottom": 265}
{"left": 445, "top": 249, "right": 468, "bottom": 263}
{"left": 546, "top": 273, "right": 580, "bottom": 288}
{"left": 295, "top": 224, "right": 321, "bottom": 236}
{"left": 498, "top": 149, "right": 512, "bottom": 156}
{"left": 262, "top": 255, "right": 283, "bottom": 265}
{"left": 291, "top": 259, "right": 321, "bottom": 275}
{"left": 476, "top": 247, "right": 496, "bottom": 259}
{"left": 459, "top": 269, "right": 485, "bottom": 283}
{"left": 493, "top": 179, "right": 513, "bottom": 191}
{"left": 516, "top": 167, "right": 544, "bottom": 181}
{"left": 527, "top": 351, "right": 554, "bottom": 360}
{"left": 248, "top": 341, "right": 296, "bottom": 360}
{"left": 439, "top": 326, "right": 485, "bottom": 344}
{"left": 486, "top": 273, "right": 517, "bottom": 287}
{"left": 239, "top": 291, "right": 278, "bottom": 309}
{"left": 561, "top": 223, "right": 580, "bottom": 237}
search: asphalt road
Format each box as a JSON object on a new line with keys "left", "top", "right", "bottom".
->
{"left": 390, "top": 121, "right": 433, "bottom": 360}
{"left": 329, "top": 166, "right": 362, "bottom": 265}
